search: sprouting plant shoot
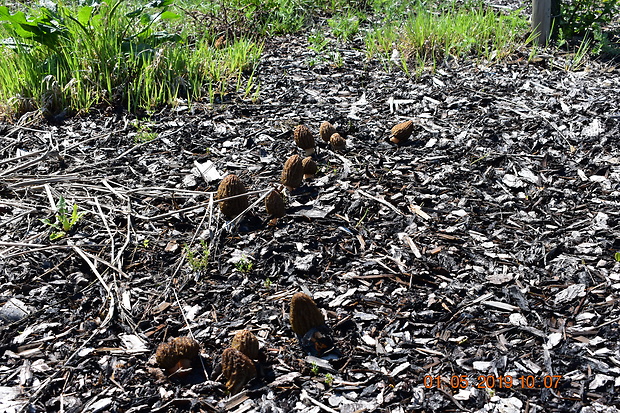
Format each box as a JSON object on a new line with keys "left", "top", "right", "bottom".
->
{"left": 41, "top": 195, "right": 84, "bottom": 240}
{"left": 310, "top": 361, "right": 319, "bottom": 375}
{"left": 185, "top": 240, "right": 210, "bottom": 271}
{"left": 235, "top": 255, "right": 254, "bottom": 273}
{"left": 615, "top": 252, "right": 620, "bottom": 262}
{"left": 324, "top": 373, "right": 334, "bottom": 386}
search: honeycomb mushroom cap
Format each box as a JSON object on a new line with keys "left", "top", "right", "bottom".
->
{"left": 217, "top": 174, "right": 249, "bottom": 219}
{"left": 294, "top": 125, "right": 315, "bottom": 155}
{"left": 231, "top": 330, "right": 260, "bottom": 360}
{"left": 265, "top": 189, "right": 285, "bottom": 218}
{"left": 221, "top": 347, "right": 256, "bottom": 394}
{"left": 302, "top": 157, "right": 317, "bottom": 179}
{"left": 281, "top": 154, "right": 304, "bottom": 190}
{"left": 319, "top": 121, "right": 336, "bottom": 143}
{"left": 290, "top": 292, "right": 325, "bottom": 336}
{"left": 390, "top": 120, "right": 414, "bottom": 143}
{"left": 330, "top": 133, "right": 346, "bottom": 151}
{"left": 155, "top": 336, "right": 200, "bottom": 370}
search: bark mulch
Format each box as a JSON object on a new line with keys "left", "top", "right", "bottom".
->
{"left": 1, "top": 29, "right": 620, "bottom": 413}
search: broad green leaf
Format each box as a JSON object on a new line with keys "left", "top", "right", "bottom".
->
{"left": 159, "top": 11, "right": 180, "bottom": 20}
{"left": 140, "top": 13, "right": 153, "bottom": 25}
{"left": 78, "top": 6, "right": 93, "bottom": 25}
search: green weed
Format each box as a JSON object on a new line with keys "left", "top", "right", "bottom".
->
{"left": 324, "top": 373, "right": 334, "bottom": 386}
{"left": 308, "top": 30, "right": 330, "bottom": 54}
{"left": 185, "top": 240, "right": 210, "bottom": 271}
{"left": 131, "top": 120, "right": 158, "bottom": 143}
{"left": 328, "top": 11, "right": 362, "bottom": 41}
{"left": 41, "top": 195, "right": 85, "bottom": 240}
{"left": 235, "top": 255, "right": 254, "bottom": 273}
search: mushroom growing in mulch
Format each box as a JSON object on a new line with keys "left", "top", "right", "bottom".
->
{"left": 281, "top": 154, "right": 304, "bottom": 191}
{"left": 221, "top": 347, "right": 256, "bottom": 395}
{"left": 319, "top": 121, "right": 336, "bottom": 143}
{"left": 155, "top": 336, "right": 200, "bottom": 378}
{"left": 217, "top": 174, "right": 249, "bottom": 219}
{"left": 302, "top": 156, "right": 317, "bottom": 180}
{"left": 231, "top": 329, "right": 260, "bottom": 360}
{"left": 390, "top": 120, "right": 414, "bottom": 143}
{"left": 265, "top": 189, "right": 286, "bottom": 218}
{"left": 329, "top": 133, "right": 346, "bottom": 151}
{"left": 290, "top": 292, "right": 336, "bottom": 356}
{"left": 293, "top": 124, "right": 315, "bottom": 155}
{"left": 289, "top": 292, "right": 325, "bottom": 336}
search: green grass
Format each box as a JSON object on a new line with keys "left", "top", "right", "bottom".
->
{"left": 0, "top": 0, "right": 556, "bottom": 117}
{"left": 365, "top": 2, "right": 532, "bottom": 73}
{"left": 0, "top": 0, "right": 262, "bottom": 117}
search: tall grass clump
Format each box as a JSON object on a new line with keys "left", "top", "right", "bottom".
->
{"left": 365, "top": 1, "right": 531, "bottom": 74}
{"left": 0, "top": 0, "right": 262, "bottom": 117}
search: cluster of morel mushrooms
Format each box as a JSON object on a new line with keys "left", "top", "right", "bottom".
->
{"left": 217, "top": 119, "right": 414, "bottom": 221}
{"left": 155, "top": 293, "right": 328, "bottom": 394}
{"left": 154, "top": 120, "right": 414, "bottom": 394}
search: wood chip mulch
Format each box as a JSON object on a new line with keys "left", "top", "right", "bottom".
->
{"left": 1, "top": 30, "right": 620, "bottom": 413}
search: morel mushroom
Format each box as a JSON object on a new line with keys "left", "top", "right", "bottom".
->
{"left": 290, "top": 292, "right": 325, "bottom": 336}
{"left": 281, "top": 154, "right": 304, "bottom": 190}
{"left": 231, "top": 330, "right": 259, "bottom": 360}
{"left": 329, "top": 133, "right": 346, "bottom": 152}
{"left": 221, "top": 347, "right": 256, "bottom": 395}
{"left": 265, "top": 189, "right": 285, "bottom": 218}
{"left": 302, "top": 156, "right": 317, "bottom": 180}
{"left": 319, "top": 121, "right": 336, "bottom": 143}
{"left": 155, "top": 336, "right": 200, "bottom": 377}
{"left": 293, "top": 125, "right": 315, "bottom": 156}
{"left": 390, "top": 120, "right": 414, "bottom": 144}
{"left": 217, "top": 174, "right": 249, "bottom": 219}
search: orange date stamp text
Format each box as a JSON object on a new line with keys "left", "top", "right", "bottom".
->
{"left": 423, "top": 374, "right": 562, "bottom": 390}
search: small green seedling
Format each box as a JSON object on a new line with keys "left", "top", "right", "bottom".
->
{"left": 264, "top": 278, "right": 272, "bottom": 289}
{"left": 235, "top": 255, "right": 254, "bottom": 273}
{"left": 324, "top": 373, "right": 334, "bottom": 386}
{"left": 310, "top": 361, "right": 319, "bottom": 375}
{"left": 131, "top": 120, "right": 158, "bottom": 143}
{"left": 615, "top": 252, "right": 620, "bottom": 262}
{"left": 185, "top": 240, "right": 210, "bottom": 271}
{"left": 41, "top": 196, "right": 84, "bottom": 240}
{"left": 142, "top": 239, "right": 150, "bottom": 248}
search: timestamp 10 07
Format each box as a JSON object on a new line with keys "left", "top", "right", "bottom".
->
{"left": 423, "top": 374, "right": 562, "bottom": 390}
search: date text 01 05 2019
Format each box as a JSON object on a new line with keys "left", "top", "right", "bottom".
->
{"left": 423, "top": 375, "right": 562, "bottom": 390}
